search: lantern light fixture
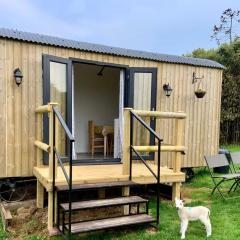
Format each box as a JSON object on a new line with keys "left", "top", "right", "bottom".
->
{"left": 13, "top": 68, "right": 23, "bottom": 86}
{"left": 163, "top": 83, "right": 173, "bottom": 97}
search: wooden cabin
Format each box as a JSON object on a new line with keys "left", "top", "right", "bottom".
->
{"left": 0, "top": 28, "right": 224, "bottom": 236}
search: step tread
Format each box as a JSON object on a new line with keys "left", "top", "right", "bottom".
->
{"left": 64, "top": 214, "right": 155, "bottom": 234}
{"left": 56, "top": 181, "right": 138, "bottom": 191}
{"left": 60, "top": 196, "right": 148, "bottom": 211}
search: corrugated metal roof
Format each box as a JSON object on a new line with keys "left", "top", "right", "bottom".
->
{"left": 0, "top": 28, "right": 224, "bottom": 69}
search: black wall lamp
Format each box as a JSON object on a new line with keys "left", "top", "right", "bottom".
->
{"left": 14, "top": 68, "right": 23, "bottom": 86}
{"left": 163, "top": 83, "right": 173, "bottom": 97}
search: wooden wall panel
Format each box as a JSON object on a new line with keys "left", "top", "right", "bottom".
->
{"left": 155, "top": 63, "right": 222, "bottom": 168}
{"left": 21, "top": 43, "right": 29, "bottom": 176}
{"left": 0, "top": 39, "right": 6, "bottom": 177}
{"left": 0, "top": 38, "right": 223, "bottom": 177}
{"left": 6, "top": 40, "right": 15, "bottom": 177}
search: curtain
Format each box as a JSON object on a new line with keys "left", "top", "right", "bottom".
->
{"left": 72, "top": 66, "right": 77, "bottom": 159}
{"left": 116, "top": 69, "right": 124, "bottom": 159}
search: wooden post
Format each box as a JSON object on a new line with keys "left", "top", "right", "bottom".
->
{"left": 172, "top": 117, "right": 184, "bottom": 201}
{"left": 36, "top": 112, "right": 44, "bottom": 209}
{"left": 48, "top": 191, "right": 53, "bottom": 231}
{"left": 36, "top": 113, "right": 43, "bottom": 167}
{"left": 36, "top": 181, "right": 44, "bottom": 209}
{"left": 122, "top": 187, "right": 130, "bottom": 215}
{"left": 172, "top": 183, "right": 181, "bottom": 201}
{"left": 54, "top": 191, "right": 57, "bottom": 225}
{"left": 48, "top": 103, "right": 55, "bottom": 180}
{"left": 47, "top": 102, "right": 58, "bottom": 231}
{"left": 122, "top": 108, "right": 132, "bottom": 175}
{"left": 122, "top": 108, "right": 132, "bottom": 214}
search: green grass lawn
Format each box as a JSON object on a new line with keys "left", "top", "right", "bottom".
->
{"left": 221, "top": 144, "right": 240, "bottom": 152}
{"left": 3, "top": 145, "right": 240, "bottom": 240}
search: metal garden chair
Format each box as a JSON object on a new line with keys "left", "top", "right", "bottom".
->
{"left": 204, "top": 154, "right": 240, "bottom": 199}
{"left": 228, "top": 152, "right": 240, "bottom": 192}
{"left": 229, "top": 152, "right": 240, "bottom": 172}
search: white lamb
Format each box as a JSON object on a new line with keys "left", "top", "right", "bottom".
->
{"left": 175, "top": 198, "right": 212, "bottom": 239}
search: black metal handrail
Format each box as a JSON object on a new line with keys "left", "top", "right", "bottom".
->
{"left": 54, "top": 147, "right": 70, "bottom": 185}
{"left": 52, "top": 106, "right": 74, "bottom": 238}
{"left": 53, "top": 106, "right": 74, "bottom": 142}
{"left": 130, "top": 110, "right": 163, "bottom": 225}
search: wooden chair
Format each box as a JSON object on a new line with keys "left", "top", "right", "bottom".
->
{"left": 88, "top": 121, "right": 104, "bottom": 156}
{"left": 102, "top": 126, "right": 114, "bottom": 156}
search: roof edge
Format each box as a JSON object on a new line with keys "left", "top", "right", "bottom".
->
{"left": 0, "top": 28, "right": 225, "bottom": 69}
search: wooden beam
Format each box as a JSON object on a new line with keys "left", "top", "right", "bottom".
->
{"left": 132, "top": 145, "right": 185, "bottom": 152}
{"left": 122, "top": 108, "right": 132, "bottom": 175}
{"left": 34, "top": 141, "right": 50, "bottom": 153}
{"left": 132, "top": 110, "right": 186, "bottom": 119}
{"left": 0, "top": 203, "right": 12, "bottom": 231}
{"left": 35, "top": 104, "right": 51, "bottom": 113}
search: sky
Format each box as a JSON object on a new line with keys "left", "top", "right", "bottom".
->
{"left": 0, "top": 0, "right": 239, "bottom": 55}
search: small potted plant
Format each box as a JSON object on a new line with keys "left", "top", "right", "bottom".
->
{"left": 194, "top": 88, "right": 206, "bottom": 98}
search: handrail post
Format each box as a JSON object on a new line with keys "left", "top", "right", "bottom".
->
{"left": 69, "top": 140, "right": 73, "bottom": 238}
{"left": 122, "top": 108, "right": 132, "bottom": 216}
{"left": 48, "top": 102, "right": 58, "bottom": 181}
{"left": 123, "top": 108, "right": 132, "bottom": 176}
{"left": 156, "top": 139, "right": 161, "bottom": 225}
{"left": 36, "top": 110, "right": 44, "bottom": 209}
{"left": 172, "top": 117, "right": 184, "bottom": 201}
{"left": 129, "top": 112, "right": 133, "bottom": 180}
{"left": 47, "top": 102, "right": 58, "bottom": 232}
{"left": 52, "top": 110, "right": 56, "bottom": 225}
{"left": 129, "top": 110, "right": 162, "bottom": 226}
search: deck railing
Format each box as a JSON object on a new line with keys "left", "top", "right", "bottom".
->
{"left": 52, "top": 106, "right": 74, "bottom": 237}
{"left": 130, "top": 110, "right": 163, "bottom": 224}
{"left": 35, "top": 103, "right": 75, "bottom": 236}
{"left": 123, "top": 108, "right": 186, "bottom": 202}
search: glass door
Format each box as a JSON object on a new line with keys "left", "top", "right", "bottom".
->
{"left": 43, "top": 55, "right": 72, "bottom": 164}
{"left": 128, "top": 67, "right": 157, "bottom": 160}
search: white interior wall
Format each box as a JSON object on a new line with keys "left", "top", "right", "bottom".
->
{"left": 74, "top": 63, "right": 120, "bottom": 153}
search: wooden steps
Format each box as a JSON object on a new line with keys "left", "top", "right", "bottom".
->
{"left": 56, "top": 181, "right": 138, "bottom": 191}
{"left": 64, "top": 214, "right": 155, "bottom": 234}
{"left": 60, "top": 196, "right": 148, "bottom": 211}
{"left": 56, "top": 180, "right": 156, "bottom": 237}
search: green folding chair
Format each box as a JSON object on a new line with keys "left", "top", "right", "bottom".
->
{"left": 204, "top": 154, "right": 240, "bottom": 199}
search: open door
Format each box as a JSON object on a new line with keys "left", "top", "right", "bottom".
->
{"left": 128, "top": 67, "right": 157, "bottom": 160}
{"left": 43, "top": 55, "right": 72, "bottom": 164}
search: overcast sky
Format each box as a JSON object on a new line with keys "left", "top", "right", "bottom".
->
{"left": 0, "top": 0, "right": 239, "bottom": 55}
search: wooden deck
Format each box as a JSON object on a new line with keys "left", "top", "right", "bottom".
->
{"left": 33, "top": 162, "right": 185, "bottom": 191}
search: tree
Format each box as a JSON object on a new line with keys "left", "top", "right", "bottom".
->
{"left": 211, "top": 8, "right": 240, "bottom": 45}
